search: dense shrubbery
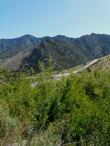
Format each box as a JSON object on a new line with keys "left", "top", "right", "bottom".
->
{"left": 0, "top": 68, "right": 110, "bottom": 145}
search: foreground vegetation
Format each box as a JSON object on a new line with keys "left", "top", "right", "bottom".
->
{"left": 0, "top": 67, "right": 110, "bottom": 146}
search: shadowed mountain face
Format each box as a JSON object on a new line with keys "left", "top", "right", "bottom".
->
{"left": 1, "top": 33, "right": 110, "bottom": 71}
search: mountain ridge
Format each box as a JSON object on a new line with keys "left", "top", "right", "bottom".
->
{"left": 1, "top": 33, "right": 110, "bottom": 71}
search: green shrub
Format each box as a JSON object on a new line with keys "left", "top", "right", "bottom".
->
{"left": 1, "top": 69, "right": 110, "bottom": 145}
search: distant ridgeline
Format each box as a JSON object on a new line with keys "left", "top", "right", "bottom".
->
{"left": 0, "top": 33, "right": 110, "bottom": 71}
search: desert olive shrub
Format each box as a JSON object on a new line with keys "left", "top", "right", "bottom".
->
{"left": 30, "top": 124, "right": 62, "bottom": 146}
{"left": 0, "top": 101, "right": 21, "bottom": 145}
{"left": 1, "top": 69, "right": 110, "bottom": 145}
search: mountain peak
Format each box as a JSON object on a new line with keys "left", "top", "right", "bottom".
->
{"left": 19, "top": 34, "right": 37, "bottom": 39}
{"left": 90, "top": 33, "right": 97, "bottom": 36}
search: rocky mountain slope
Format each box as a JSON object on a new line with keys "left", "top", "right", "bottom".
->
{"left": 85, "top": 54, "right": 110, "bottom": 72}
{"left": 1, "top": 33, "right": 110, "bottom": 71}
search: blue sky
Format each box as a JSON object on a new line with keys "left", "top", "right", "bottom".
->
{"left": 0, "top": 0, "right": 110, "bottom": 38}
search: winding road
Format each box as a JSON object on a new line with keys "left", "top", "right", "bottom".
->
{"left": 31, "top": 59, "right": 98, "bottom": 87}
{"left": 53, "top": 59, "right": 98, "bottom": 80}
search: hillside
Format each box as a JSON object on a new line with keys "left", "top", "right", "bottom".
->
{"left": 0, "top": 35, "right": 41, "bottom": 58}
{"left": 84, "top": 54, "right": 110, "bottom": 72}
{"left": 1, "top": 33, "right": 110, "bottom": 71}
